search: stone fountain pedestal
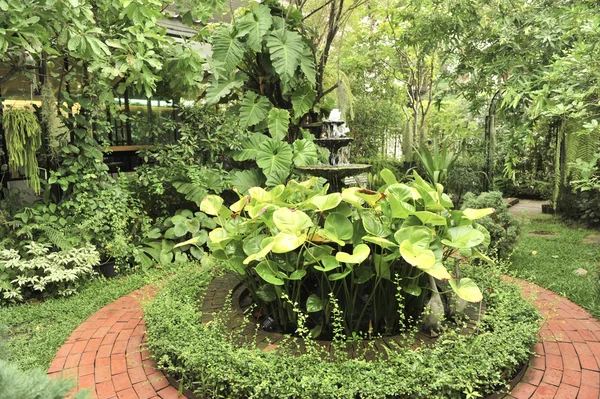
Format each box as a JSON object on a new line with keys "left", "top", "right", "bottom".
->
{"left": 296, "top": 111, "right": 370, "bottom": 192}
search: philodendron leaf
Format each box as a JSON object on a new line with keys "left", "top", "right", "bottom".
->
{"left": 336, "top": 244, "right": 370, "bottom": 264}
{"left": 462, "top": 208, "right": 495, "bottom": 220}
{"left": 300, "top": 44, "right": 316, "bottom": 86}
{"left": 236, "top": 4, "right": 272, "bottom": 52}
{"left": 209, "top": 228, "right": 229, "bottom": 244}
{"left": 328, "top": 266, "right": 352, "bottom": 281}
{"left": 442, "top": 226, "right": 485, "bottom": 249}
{"left": 255, "top": 260, "right": 284, "bottom": 285}
{"left": 211, "top": 25, "right": 244, "bottom": 74}
{"left": 380, "top": 168, "right": 398, "bottom": 185}
{"left": 200, "top": 195, "right": 225, "bottom": 216}
{"left": 354, "top": 266, "right": 374, "bottom": 284}
{"left": 362, "top": 213, "right": 389, "bottom": 237}
{"left": 266, "top": 30, "right": 304, "bottom": 83}
{"left": 267, "top": 108, "right": 290, "bottom": 141}
{"left": 314, "top": 255, "right": 340, "bottom": 272}
{"left": 287, "top": 269, "right": 307, "bottom": 280}
{"left": 362, "top": 236, "right": 397, "bottom": 249}
{"left": 256, "top": 139, "right": 293, "bottom": 176}
{"left": 449, "top": 278, "right": 483, "bottom": 302}
{"left": 306, "top": 294, "right": 325, "bottom": 312}
{"left": 273, "top": 208, "right": 313, "bottom": 234}
{"left": 204, "top": 76, "right": 244, "bottom": 106}
{"left": 243, "top": 234, "right": 268, "bottom": 256}
{"left": 324, "top": 212, "right": 353, "bottom": 243}
{"left": 311, "top": 193, "right": 342, "bottom": 212}
{"left": 272, "top": 232, "right": 306, "bottom": 253}
{"left": 240, "top": 92, "right": 270, "bottom": 128}
{"left": 291, "top": 85, "right": 316, "bottom": 118}
{"left": 400, "top": 240, "right": 436, "bottom": 269}
{"left": 256, "top": 284, "right": 278, "bottom": 302}
{"left": 414, "top": 211, "right": 447, "bottom": 226}
{"left": 394, "top": 226, "right": 433, "bottom": 250}
{"left": 423, "top": 262, "right": 451, "bottom": 280}
{"left": 243, "top": 237, "right": 274, "bottom": 264}
{"left": 292, "top": 139, "right": 318, "bottom": 166}
{"left": 404, "top": 284, "right": 422, "bottom": 296}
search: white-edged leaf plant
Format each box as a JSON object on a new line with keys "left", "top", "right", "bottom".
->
{"left": 197, "top": 169, "right": 493, "bottom": 338}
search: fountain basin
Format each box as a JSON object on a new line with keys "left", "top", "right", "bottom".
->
{"left": 296, "top": 164, "right": 372, "bottom": 180}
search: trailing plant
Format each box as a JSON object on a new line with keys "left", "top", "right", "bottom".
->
{"left": 145, "top": 263, "right": 540, "bottom": 399}
{"left": 2, "top": 108, "right": 42, "bottom": 193}
{"left": 461, "top": 191, "right": 521, "bottom": 259}
{"left": 40, "top": 81, "right": 68, "bottom": 159}
{"left": 0, "top": 242, "right": 99, "bottom": 306}
{"left": 196, "top": 169, "right": 493, "bottom": 337}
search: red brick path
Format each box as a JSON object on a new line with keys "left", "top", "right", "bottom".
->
{"left": 47, "top": 280, "right": 600, "bottom": 399}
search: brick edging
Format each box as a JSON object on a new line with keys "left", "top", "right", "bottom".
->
{"left": 48, "top": 278, "right": 600, "bottom": 399}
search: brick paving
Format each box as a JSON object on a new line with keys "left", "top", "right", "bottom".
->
{"left": 48, "top": 279, "right": 600, "bottom": 399}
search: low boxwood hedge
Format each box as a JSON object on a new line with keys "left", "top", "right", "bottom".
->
{"left": 145, "top": 264, "right": 540, "bottom": 399}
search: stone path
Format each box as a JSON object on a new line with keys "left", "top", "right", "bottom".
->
{"left": 509, "top": 199, "right": 551, "bottom": 216}
{"left": 48, "top": 280, "right": 600, "bottom": 399}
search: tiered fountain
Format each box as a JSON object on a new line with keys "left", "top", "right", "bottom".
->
{"left": 296, "top": 110, "right": 371, "bottom": 192}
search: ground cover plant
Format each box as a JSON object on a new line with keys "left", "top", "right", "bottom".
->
{"left": 0, "top": 264, "right": 177, "bottom": 371}
{"left": 509, "top": 215, "right": 600, "bottom": 318}
{"left": 145, "top": 262, "right": 540, "bottom": 399}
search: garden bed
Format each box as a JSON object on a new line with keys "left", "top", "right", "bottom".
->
{"left": 144, "top": 265, "right": 541, "bottom": 399}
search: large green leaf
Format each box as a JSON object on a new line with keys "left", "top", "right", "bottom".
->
{"left": 462, "top": 208, "right": 495, "bottom": 220}
{"left": 300, "top": 44, "right": 316, "bottom": 86}
{"left": 234, "top": 133, "right": 268, "bottom": 162}
{"left": 394, "top": 226, "right": 433, "bottom": 250}
{"left": 255, "top": 260, "right": 284, "bottom": 285}
{"left": 311, "top": 193, "right": 342, "bottom": 212}
{"left": 273, "top": 208, "right": 313, "bottom": 234}
{"left": 291, "top": 85, "right": 316, "bottom": 118}
{"left": 292, "top": 139, "right": 318, "bottom": 166}
{"left": 230, "top": 169, "right": 265, "bottom": 194}
{"left": 442, "top": 226, "right": 485, "bottom": 249}
{"left": 236, "top": 5, "right": 272, "bottom": 52}
{"left": 272, "top": 232, "right": 306, "bottom": 253}
{"left": 314, "top": 255, "right": 340, "bottom": 272}
{"left": 243, "top": 237, "right": 274, "bottom": 264}
{"left": 306, "top": 294, "right": 325, "bottom": 313}
{"left": 449, "top": 278, "right": 483, "bottom": 302}
{"left": 200, "top": 195, "right": 224, "bottom": 216}
{"left": 362, "top": 236, "right": 397, "bottom": 249}
{"left": 422, "top": 262, "right": 451, "bottom": 280}
{"left": 362, "top": 213, "right": 389, "bottom": 237}
{"left": 324, "top": 212, "right": 353, "bottom": 243}
{"left": 211, "top": 25, "right": 244, "bottom": 74}
{"left": 204, "top": 76, "right": 244, "bottom": 106}
{"left": 414, "top": 211, "right": 447, "bottom": 226}
{"left": 266, "top": 30, "right": 304, "bottom": 83}
{"left": 336, "top": 244, "right": 370, "bottom": 264}
{"left": 400, "top": 240, "right": 436, "bottom": 269}
{"left": 240, "top": 92, "right": 270, "bottom": 128}
{"left": 267, "top": 108, "right": 290, "bottom": 141}
{"left": 256, "top": 139, "right": 294, "bottom": 175}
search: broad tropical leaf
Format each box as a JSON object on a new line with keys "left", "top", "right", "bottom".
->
{"left": 240, "top": 92, "right": 270, "bottom": 128}
{"left": 267, "top": 108, "right": 290, "bottom": 140}
{"left": 211, "top": 25, "right": 244, "bottom": 74}
{"left": 273, "top": 208, "right": 313, "bottom": 234}
{"left": 236, "top": 5, "right": 272, "bottom": 52}
{"left": 233, "top": 132, "right": 268, "bottom": 161}
{"left": 300, "top": 44, "right": 316, "bottom": 86}
{"left": 462, "top": 208, "right": 495, "bottom": 220}
{"left": 400, "top": 240, "right": 436, "bottom": 269}
{"left": 336, "top": 244, "right": 370, "bottom": 264}
{"left": 292, "top": 139, "right": 318, "bottom": 166}
{"left": 442, "top": 226, "right": 485, "bottom": 249}
{"left": 291, "top": 85, "right": 316, "bottom": 118}
{"left": 230, "top": 169, "right": 265, "bottom": 194}
{"left": 204, "top": 76, "right": 244, "bottom": 106}
{"left": 266, "top": 30, "right": 304, "bottom": 83}
{"left": 256, "top": 139, "right": 293, "bottom": 175}
{"left": 449, "top": 278, "right": 483, "bottom": 302}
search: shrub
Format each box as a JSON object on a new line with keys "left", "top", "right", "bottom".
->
{"left": 0, "top": 242, "right": 99, "bottom": 306}
{"left": 0, "top": 326, "right": 88, "bottom": 399}
{"left": 199, "top": 170, "right": 494, "bottom": 337}
{"left": 461, "top": 191, "right": 521, "bottom": 259}
{"left": 145, "top": 264, "right": 540, "bottom": 399}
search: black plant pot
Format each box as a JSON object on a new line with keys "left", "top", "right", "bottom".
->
{"left": 99, "top": 260, "right": 118, "bottom": 278}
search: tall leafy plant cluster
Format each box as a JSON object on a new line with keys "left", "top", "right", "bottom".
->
{"left": 198, "top": 170, "right": 493, "bottom": 338}
{"left": 205, "top": 1, "right": 320, "bottom": 187}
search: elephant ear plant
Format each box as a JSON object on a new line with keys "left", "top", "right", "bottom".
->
{"left": 196, "top": 170, "right": 494, "bottom": 338}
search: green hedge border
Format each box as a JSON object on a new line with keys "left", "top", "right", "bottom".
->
{"left": 145, "top": 265, "right": 540, "bottom": 399}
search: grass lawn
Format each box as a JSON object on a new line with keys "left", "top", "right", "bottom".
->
{"left": 509, "top": 214, "right": 600, "bottom": 317}
{"left": 0, "top": 265, "right": 174, "bottom": 371}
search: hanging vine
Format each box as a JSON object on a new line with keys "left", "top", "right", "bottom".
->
{"left": 2, "top": 108, "right": 42, "bottom": 193}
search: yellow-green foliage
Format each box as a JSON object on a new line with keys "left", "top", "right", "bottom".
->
{"left": 2, "top": 108, "right": 42, "bottom": 193}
